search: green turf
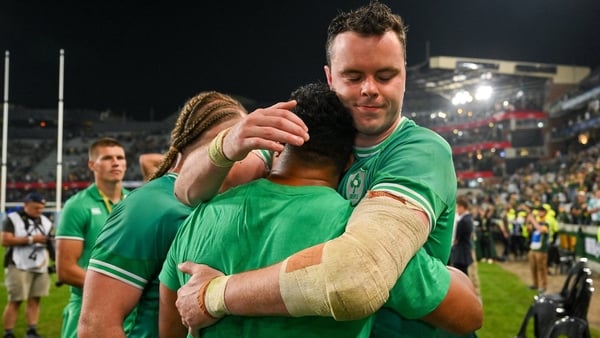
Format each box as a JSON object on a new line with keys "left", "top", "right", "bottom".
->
{"left": 476, "top": 262, "right": 599, "bottom": 338}
{"left": 0, "top": 245, "right": 69, "bottom": 337}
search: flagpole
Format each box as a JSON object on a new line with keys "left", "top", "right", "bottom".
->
{"left": 56, "top": 49, "right": 64, "bottom": 213}
{"left": 1, "top": 51, "right": 10, "bottom": 218}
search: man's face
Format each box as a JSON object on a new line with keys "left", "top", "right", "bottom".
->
{"left": 24, "top": 201, "right": 45, "bottom": 218}
{"left": 325, "top": 30, "right": 406, "bottom": 146}
{"left": 88, "top": 145, "right": 127, "bottom": 184}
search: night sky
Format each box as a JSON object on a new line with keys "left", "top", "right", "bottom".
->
{"left": 1, "top": 0, "right": 599, "bottom": 121}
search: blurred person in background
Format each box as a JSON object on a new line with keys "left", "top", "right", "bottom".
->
{"left": 138, "top": 153, "right": 164, "bottom": 182}
{"left": 527, "top": 206, "right": 550, "bottom": 293}
{"left": 569, "top": 190, "right": 590, "bottom": 225}
{"left": 478, "top": 206, "right": 495, "bottom": 263}
{"left": 451, "top": 195, "right": 474, "bottom": 275}
{"left": 2, "top": 192, "right": 53, "bottom": 338}
{"left": 586, "top": 188, "right": 600, "bottom": 225}
{"left": 55, "top": 138, "right": 129, "bottom": 338}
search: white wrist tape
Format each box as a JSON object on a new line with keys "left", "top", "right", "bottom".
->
{"left": 204, "top": 275, "right": 232, "bottom": 318}
{"left": 279, "top": 193, "right": 429, "bottom": 320}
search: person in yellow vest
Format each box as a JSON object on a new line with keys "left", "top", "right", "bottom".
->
{"left": 538, "top": 204, "right": 559, "bottom": 272}
{"left": 508, "top": 203, "right": 529, "bottom": 260}
{"left": 527, "top": 206, "right": 550, "bottom": 293}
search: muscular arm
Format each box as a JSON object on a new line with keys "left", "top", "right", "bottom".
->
{"left": 139, "top": 153, "right": 164, "bottom": 181}
{"left": 174, "top": 101, "right": 308, "bottom": 206}
{"left": 160, "top": 284, "right": 189, "bottom": 338}
{"left": 79, "top": 271, "right": 142, "bottom": 338}
{"left": 421, "top": 266, "right": 482, "bottom": 334}
{"left": 56, "top": 239, "right": 86, "bottom": 287}
{"left": 180, "top": 251, "right": 482, "bottom": 334}
{"left": 178, "top": 195, "right": 429, "bottom": 324}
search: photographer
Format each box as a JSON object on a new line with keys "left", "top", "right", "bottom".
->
{"left": 1, "top": 192, "right": 53, "bottom": 338}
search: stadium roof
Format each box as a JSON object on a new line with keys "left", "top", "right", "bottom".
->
{"left": 403, "top": 55, "right": 591, "bottom": 120}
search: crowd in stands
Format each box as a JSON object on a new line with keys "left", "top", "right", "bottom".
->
{"left": 5, "top": 118, "right": 600, "bottom": 218}
{"left": 458, "top": 141, "right": 600, "bottom": 265}
{"left": 3, "top": 130, "right": 168, "bottom": 204}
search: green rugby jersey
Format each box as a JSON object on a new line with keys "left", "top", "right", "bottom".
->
{"left": 89, "top": 173, "right": 192, "bottom": 337}
{"left": 56, "top": 183, "right": 129, "bottom": 338}
{"left": 56, "top": 183, "right": 130, "bottom": 298}
{"left": 338, "top": 117, "right": 457, "bottom": 337}
{"left": 160, "top": 179, "right": 373, "bottom": 338}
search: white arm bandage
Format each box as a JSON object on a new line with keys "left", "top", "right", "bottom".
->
{"left": 279, "top": 193, "right": 430, "bottom": 320}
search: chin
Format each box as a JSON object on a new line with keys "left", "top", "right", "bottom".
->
{"left": 356, "top": 124, "right": 384, "bottom": 136}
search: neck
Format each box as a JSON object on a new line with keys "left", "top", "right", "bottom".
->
{"left": 267, "top": 156, "right": 339, "bottom": 189}
{"left": 96, "top": 180, "right": 123, "bottom": 203}
{"left": 268, "top": 173, "right": 336, "bottom": 188}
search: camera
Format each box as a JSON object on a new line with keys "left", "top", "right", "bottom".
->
{"left": 46, "top": 234, "right": 56, "bottom": 261}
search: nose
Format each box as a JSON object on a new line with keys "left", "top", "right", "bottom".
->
{"left": 111, "top": 156, "right": 122, "bottom": 165}
{"left": 360, "top": 77, "right": 378, "bottom": 97}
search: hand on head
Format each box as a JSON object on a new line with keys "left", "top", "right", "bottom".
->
{"left": 222, "top": 100, "right": 309, "bottom": 161}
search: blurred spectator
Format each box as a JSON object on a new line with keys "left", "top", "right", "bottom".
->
{"left": 587, "top": 188, "right": 600, "bottom": 225}
{"left": 527, "top": 207, "right": 550, "bottom": 293}
{"left": 1, "top": 192, "right": 53, "bottom": 338}
{"left": 570, "top": 190, "right": 590, "bottom": 225}
{"left": 451, "top": 195, "right": 474, "bottom": 275}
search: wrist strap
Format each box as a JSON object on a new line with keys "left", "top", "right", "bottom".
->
{"left": 197, "top": 275, "right": 231, "bottom": 319}
{"left": 208, "top": 128, "right": 235, "bottom": 167}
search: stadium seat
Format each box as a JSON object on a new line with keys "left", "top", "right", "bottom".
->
{"left": 515, "top": 296, "right": 561, "bottom": 338}
{"left": 546, "top": 317, "right": 590, "bottom": 338}
{"left": 516, "top": 258, "right": 594, "bottom": 337}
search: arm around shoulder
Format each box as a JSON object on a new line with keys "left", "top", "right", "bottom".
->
{"left": 422, "top": 266, "right": 483, "bottom": 334}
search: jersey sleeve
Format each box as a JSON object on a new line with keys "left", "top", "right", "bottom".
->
{"left": 370, "top": 128, "right": 456, "bottom": 232}
{"left": 56, "top": 198, "right": 89, "bottom": 240}
{"left": 254, "top": 149, "right": 273, "bottom": 171}
{"left": 371, "top": 126, "right": 456, "bottom": 263}
{"left": 90, "top": 182, "right": 190, "bottom": 290}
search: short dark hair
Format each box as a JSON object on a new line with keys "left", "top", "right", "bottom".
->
{"left": 326, "top": 2, "right": 407, "bottom": 65}
{"left": 456, "top": 195, "right": 470, "bottom": 209}
{"left": 88, "top": 137, "right": 124, "bottom": 160}
{"left": 287, "top": 82, "right": 356, "bottom": 173}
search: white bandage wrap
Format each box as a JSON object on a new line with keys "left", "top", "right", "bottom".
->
{"left": 279, "top": 194, "right": 430, "bottom": 320}
{"left": 204, "top": 275, "right": 232, "bottom": 318}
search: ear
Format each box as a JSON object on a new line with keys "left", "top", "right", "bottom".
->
{"left": 88, "top": 160, "right": 95, "bottom": 171}
{"left": 324, "top": 65, "right": 333, "bottom": 87}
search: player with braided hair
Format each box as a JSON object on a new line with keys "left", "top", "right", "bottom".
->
{"left": 78, "top": 91, "right": 252, "bottom": 337}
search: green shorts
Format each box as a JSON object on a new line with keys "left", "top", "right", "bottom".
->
{"left": 4, "top": 264, "right": 50, "bottom": 301}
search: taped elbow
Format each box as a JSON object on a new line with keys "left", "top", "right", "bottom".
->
{"left": 325, "top": 275, "right": 390, "bottom": 320}
{"left": 279, "top": 240, "right": 392, "bottom": 321}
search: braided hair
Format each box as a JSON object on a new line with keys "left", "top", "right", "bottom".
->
{"left": 149, "top": 91, "right": 246, "bottom": 180}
